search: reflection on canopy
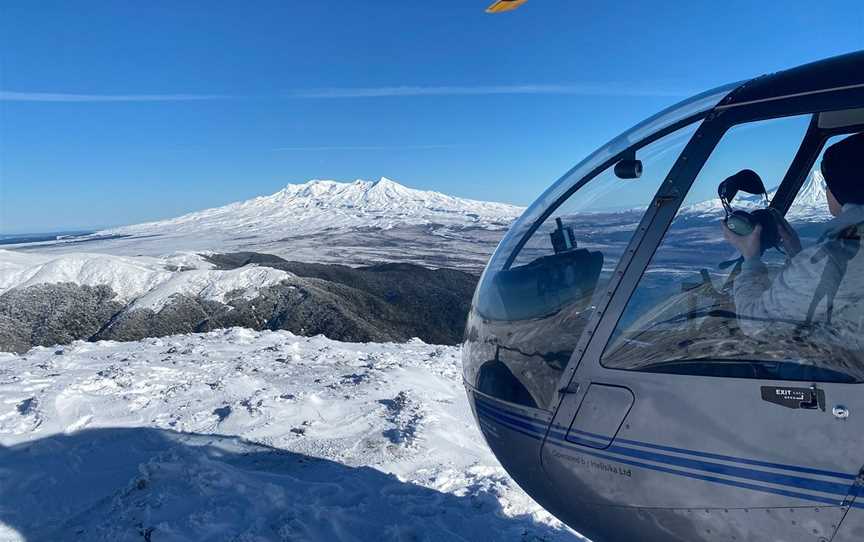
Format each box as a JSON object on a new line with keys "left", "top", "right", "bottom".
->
{"left": 463, "top": 103, "right": 715, "bottom": 409}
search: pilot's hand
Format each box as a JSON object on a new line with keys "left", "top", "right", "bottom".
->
{"left": 723, "top": 222, "right": 762, "bottom": 260}
{"left": 776, "top": 215, "right": 802, "bottom": 257}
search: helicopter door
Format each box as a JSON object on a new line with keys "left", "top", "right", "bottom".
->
{"left": 542, "top": 114, "right": 864, "bottom": 538}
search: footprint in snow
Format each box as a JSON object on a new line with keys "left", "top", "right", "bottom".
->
{"left": 378, "top": 391, "right": 423, "bottom": 447}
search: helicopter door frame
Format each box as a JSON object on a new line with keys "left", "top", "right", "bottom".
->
{"left": 501, "top": 111, "right": 714, "bottom": 273}
{"left": 549, "top": 84, "right": 864, "bottom": 405}
{"left": 544, "top": 108, "right": 732, "bottom": 420}
{"left": 772, "top": 111, "right": 864, "bottom": 216}
{"left": 769, "top": 114, "right": 826, "bottom": 215}
{"left": 539, "top": 84, "right": 864, "bottom": 514}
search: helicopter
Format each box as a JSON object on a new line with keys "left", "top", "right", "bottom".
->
{"left": 463, "top": 51, "right": 864, "bottom": 541}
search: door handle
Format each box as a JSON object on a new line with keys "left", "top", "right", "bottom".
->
{"left": 760, "top": 385, "right": 825, "bottom": 411}
{"left": 800, "top": 391, "right": 819, "bottom": 410}
{"left": 804, "top": 385, "right": 826, "bottom": 411}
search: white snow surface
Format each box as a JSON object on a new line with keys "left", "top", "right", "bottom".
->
{"left": 0, "top": 329, "right": 581, "bottom": 542}
{"left": 106, "top": 177, "right": 522, "bottom": 236}
{"left": 0, "top": 250, "right": 290, "bottom": 310}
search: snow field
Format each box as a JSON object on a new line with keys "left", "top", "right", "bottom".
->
{"left": 0, "top": 329, "right": 582, "bottom": 541}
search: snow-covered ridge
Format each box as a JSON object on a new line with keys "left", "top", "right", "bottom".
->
{"left": 105, "top": 177, "right": 524, "bottom": 237}
{"left": 0, "top": 250, "right": 289, "bottom": 311}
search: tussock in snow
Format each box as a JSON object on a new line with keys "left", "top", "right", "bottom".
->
{"left": 0, "top": 329, "right": 582, "bottom": 542}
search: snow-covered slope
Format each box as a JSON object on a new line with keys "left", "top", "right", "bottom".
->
{"left": 786, "top": 170, "right": 831, "bottom": 221}
{"left": 0, "top": 250, "right": 289, "bottom": 310}
{"left": 14, "top": 178, "right": 522, "bottom": 270}
{"left": 109, "top": 177, "right": 522, "bottom": 236}
{"left": 0, "top": 329, "right": 581, "bottom": 541}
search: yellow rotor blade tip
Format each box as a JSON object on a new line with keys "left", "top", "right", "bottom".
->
{"left": 486, "top": 0, "right": 528, "bottom": 14}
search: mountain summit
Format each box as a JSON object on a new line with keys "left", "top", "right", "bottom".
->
{"left": 264, "top": 177, "right": 518, "bottom": 218}
{"left": 786, "top": 169, "right": 829, "bottom": 220}
{"left": 56, "top": 178, "right": 525, "bottom": 268}
{"left": 108, "top": 177, "right": 522, "bottom": 237}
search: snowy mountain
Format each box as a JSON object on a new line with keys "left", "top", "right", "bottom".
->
{"left": 108, "top": 177, "right": 521, "bottom": 236}
{"left": 0, "top": 329, "right": 581, "bottom": 541}
{"left": 786, "top": 169, "right": 832, "bottom": 221}
{"left": 17, "top": 177, "right": 522, "bottom": 270}
{"left": 681, "top": 169, "right": 832, "bottom": 222}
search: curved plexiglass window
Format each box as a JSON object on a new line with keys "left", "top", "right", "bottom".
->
{"left": 463, "top": 120, "right": 701, "bottom": 410}
{"left": 478, "top": 82, "right": 740, "bottom": 287}
{"left": 602, "top": 116, "right": 864, "bottom": 383}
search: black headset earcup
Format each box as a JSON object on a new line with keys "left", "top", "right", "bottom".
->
{"left": 725, "top": 211, "right": 755, "bottom": 236}
{"left": 751, "top": 208, "right": 781, "bottom": 248}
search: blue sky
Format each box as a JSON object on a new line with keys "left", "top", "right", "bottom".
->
{"left": 1, "top": 1, "right": 863, "bottom": 233}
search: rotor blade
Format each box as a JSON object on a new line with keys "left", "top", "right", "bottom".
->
{"left": 485, "top": 0, "right": 528, "bottom": 14}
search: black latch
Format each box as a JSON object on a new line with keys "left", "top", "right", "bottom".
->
{"left": 761, "top": 385, "right": 825, "bottom": 411}
{"left": 654, "top": 194, "right": 677, "bottom": 208}
{"left": 558, "top": 382, "right": 580, "bottom": 396}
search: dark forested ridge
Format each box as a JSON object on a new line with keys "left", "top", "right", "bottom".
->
{"left": 0, "top": 252, "right": 479, "bottom": 353}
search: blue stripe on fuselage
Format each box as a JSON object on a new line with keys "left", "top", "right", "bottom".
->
{"left": 474, "top": 395, "right": 855, "bottom": 480}
{"left": 473, "top": 395, "right": 857, "bottom": 506}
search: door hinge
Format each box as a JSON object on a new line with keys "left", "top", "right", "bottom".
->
{"left": 558, "top": 382, "right": 580, "bottom": 396}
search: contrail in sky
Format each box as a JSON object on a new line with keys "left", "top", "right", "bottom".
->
{"left": 274, "top": 144, "right": 462, "bottom": 151}
{"left": 0, "top": 91, "right": 231, "bottom": 102}
{"left": 288, "top": 84, "right": 689, "bottom": 99}
{"left": 1, "top": 83, "right": 689, "bottom": 102}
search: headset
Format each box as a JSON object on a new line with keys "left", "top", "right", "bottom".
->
{"left": 719, "top": 169, "right": 781, "bottom": 251}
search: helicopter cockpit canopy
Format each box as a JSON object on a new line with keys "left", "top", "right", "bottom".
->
{"left": 464, "top": 82, "right": 739, "bottom": 410}
{"left": 463, "top": 51, "right": 864, "bottom": 542}
{"left": 465, "top": 54, "right": 864, "bottom": 412}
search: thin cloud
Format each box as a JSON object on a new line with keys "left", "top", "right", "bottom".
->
{"left": 274, "top": 144, "right": 462, "bottom": 152}
{"left": 0, "top": 90, "right": 231, "bottom": 102}
{"left": 2, "top": 82, "right": 690, "bottom": 103}
{"left": 288, "top": 83, "right": 690, "bottom": 99}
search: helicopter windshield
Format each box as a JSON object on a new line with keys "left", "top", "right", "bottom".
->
{"left": 603, "top": 117, "right": 864, "bottom": 383}
{"left": 482, "top": 82, "right": 740, "bottom": 283}
{"left": 462, "top": 94, "right": 727, "bottom": 409}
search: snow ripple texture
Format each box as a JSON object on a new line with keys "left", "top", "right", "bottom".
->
{"left": 0, "top": 329, "right": 582, "bottom": 542}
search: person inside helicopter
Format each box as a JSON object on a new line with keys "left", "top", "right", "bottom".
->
{"left": 724, "top": 132, "right": 864, "bottom": 346}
